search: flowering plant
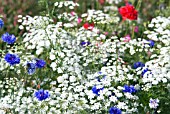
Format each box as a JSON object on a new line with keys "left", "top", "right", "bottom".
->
{"left": 0, "top": 0, "right": 170, "bottom": 114}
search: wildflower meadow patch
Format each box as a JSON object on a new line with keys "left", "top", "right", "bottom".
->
{"left": 0, "top": 0, "right": 170, "bottom": 114}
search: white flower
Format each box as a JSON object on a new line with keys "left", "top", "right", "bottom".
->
{"left": 50, "top": 62, "right": 57, "bottom": 71}
{"left": 57, "top": 76, "right": 64, "bottom": 83}
{"left": 69, "top": 76, "right": 76, "bottom": 83}
{"left": 109, "top": 96, "right": 118, "bottom": 103}
{"left": 149, "top": 98, "right": 159, "bottom": 109}
{"left": 50, "top": 54, "right": 56, "bottom": 60}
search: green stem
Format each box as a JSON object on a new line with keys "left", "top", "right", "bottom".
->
{"left": 45, "top": 0, "right": 50, "bottom": 16}
{"left": 132, "top": 26, "right": 135, "bottom": 39}
{"left": 136, "top": 0, "right": 142, "bottom": 10}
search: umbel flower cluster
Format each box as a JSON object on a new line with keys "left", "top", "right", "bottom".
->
{"left": 0, "top": 1, "right": 170, "bottom": 114}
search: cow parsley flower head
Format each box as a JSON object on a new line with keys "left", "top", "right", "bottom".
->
{"left": 4, "top": 53, "right": 20, "bottom": 65}
{"left": 109, "top": 106, "right": 122, "bottom": 114}
{"left": 35, "top": 89, "right": 50, "bottom": 101}
{"left": 2, "top": 32, "right": 16, "bottom": 44}
{"left": 0, "top": 18, "right": 4, "bottom": 29}
{"left": 149, "top": 98, "right": 159, "bottom": 109}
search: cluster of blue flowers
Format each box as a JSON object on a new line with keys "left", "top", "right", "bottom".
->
{"left": 109, "top": 106, "right": 122, "bottom": 114}
{"left": 27, "top": 59, "right": 46, "bottom": 75}
{"left": 34, "top": 89, "right": 50, "bottom": 101}
{"left": 2, "top": 32, "right": 16, "bottom": 44}
{"left": 1, "top": 19, "right": 16, "bottom": 45}
{"left": 123, "top": 85, "right": 137, "bottom": 93}
{"left": 4, "top": 53, "right": 20, "bottom": 65}
{"left": 1, "top": 18, "right": 50, "bottom": 102}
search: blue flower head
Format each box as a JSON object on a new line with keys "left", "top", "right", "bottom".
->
{"left": 27, "top": 62, "right": 36, "bottom": 75}
{"left": 142, "top": 68, "right": 148, "bottom": 76}
{"left": 4, "top": 53, "right": 20, "bottom": 65}
{"left": 92, "top": 85, "right": 104, "bottom": 96}
{"left": 35, "top": 89, "right": 50, "bottom": 101}
{"left": 0, "top": 18, "right": 4, "bottom": 29}
{"left": 133, "top": 62, "right": 145, "bottom": 69}
{"left": 35, "top": 59, "right": 46, "bottom": 68}
{"left": 123, "top": 85, "right": 136, "bottom": 93}
{"left": 109, "top": 107, "right": 122, "bottom": 114}
{"left": 148, "top": 40, "right": 155, "bottom": 48}
{"left": 2, "top": 32, "right": 16, "bottom": 44}
{"left": 80, "top": 41, "right": 91, "bottom": 47}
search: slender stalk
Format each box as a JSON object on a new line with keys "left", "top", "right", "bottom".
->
{"left": 45, "top": 0, "right": 50, "bottom": 16}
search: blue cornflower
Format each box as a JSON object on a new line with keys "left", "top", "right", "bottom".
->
{"left": 133, "top": 62, "right": 145, "bottom": 69}
{"left": 0, "top": 19, "right": 4, "bottom": 29}
{"left": 35, "top": 59, "right": 46, "bottom": 68}
{"left": 4, "top": 53, "right": 20, "bottom": 65}
{"left": 1, "top": 32, "right": 16, "bottom": 44}
{"left": 109, "top": 107, "right": 122, "bottom": 114}
{"left": 35, "top": 89, "right": 50, "bottom": 101}
{"left": 148, "top": 40, "right": 155, "bottom": 48}
{"left": 27, "top": 62, "right": 36, "bottom": 75}
{"left": 80, "top": 41, "right": 91, "bottom": 47}
{"left": 92, "top": 85, "right": 104, "bottom": 96}
{"left": 123, "top": 85, "right": 136, "bottom": 93}
{"left": 142, "top": 68, "right": 148, "bottom": 76}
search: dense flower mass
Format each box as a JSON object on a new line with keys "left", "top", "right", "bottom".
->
{"left": 109, "top": 107, "right": 122, "bottom": 114}
{"left": 34, "top": 89, "right": 50, "bottom": 101}
{"left": 4, "top": 53, "right": 20, "bottom": 65}
{"left": 0, "top": 1, "right": 170, "bottom": 114}
{"left": 1, "top": 32, "right": 16, "bottom": 44}
{"left": 0, "top": 18, "right": 4, "bottom": 29}
{"left": 119, "top": 4, "right": 138, "bottom": 20}
{"left": 123, "top": 85, "right": 137, "bottom": 93}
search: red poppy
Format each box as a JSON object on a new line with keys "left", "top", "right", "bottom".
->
{"left": 83, "top": 22, "right": 94, "bottom": 30}
{"left": 119, "top": 4, "right": 138, "bottom": 20}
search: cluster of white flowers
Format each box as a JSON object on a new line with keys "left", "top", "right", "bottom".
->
{"left": 105, "top": 0, "right": 122, "bottom": 4}
{"left": 54, "top": 1, "right": 79, "bottom": 9}
{"left": 82, "top": 9, "right": 119, "bottom": 24}
{"left": 0, "top": 0, "right": 170, "bottom": 113}
{"left": 141, "top": 16, "right": 170, "bottom": 90}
